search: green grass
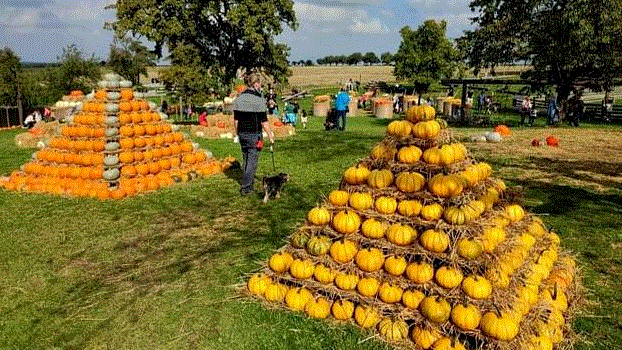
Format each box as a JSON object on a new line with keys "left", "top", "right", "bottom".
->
{"left": 0, "top": 112, "right": 620, "bottom": 349}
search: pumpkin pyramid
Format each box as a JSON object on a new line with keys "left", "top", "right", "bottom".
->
{"left": 246, "top": 106, "right": 582, "bottom": 350}
{"left": 1, "top": 73, "right": 233, "bottom": 199}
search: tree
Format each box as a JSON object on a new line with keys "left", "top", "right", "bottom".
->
{"left": 107, "top": 39, "right": 156, "bottom": 86}
{"left": 0, "top": 48, "right": 22, "bottom": 106}
{"left": 109, "top": 0, "right": 297, "bottom": 94}
{"left": 380, "top": 52, "right": 393, "bottom": 65}
{"left": 348, "top": 52, "right": 363, "bottom": 65}
{"left": 363, "top": 52, "right": 379, "bottom": 65}
{"left": 305, "top": 60, "right": 314, "bottom": 66}
{"left": 394, "top": 21, "right": 458, "bottom": 101}
{"left": 50, "top": 44, "right": 100, "bottom": 95}
{"left": 460, "top": 0, "right": 622, "bottom": 100}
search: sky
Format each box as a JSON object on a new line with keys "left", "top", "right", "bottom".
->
{"left": 0, "top": 0, "right": 475, "bottom": 63}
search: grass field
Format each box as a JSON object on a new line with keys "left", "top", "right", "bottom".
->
{"left": 1, "top": 106, "right": 621, "bottom": 349}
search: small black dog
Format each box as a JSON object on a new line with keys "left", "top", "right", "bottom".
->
{"left": 262, "top": 173, "right": 289, "bottom": 203}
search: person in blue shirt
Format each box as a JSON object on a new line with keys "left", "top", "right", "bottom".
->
{"left": 334, "top": 88, "right": 350, "bottom": 131}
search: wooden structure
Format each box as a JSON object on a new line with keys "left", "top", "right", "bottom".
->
{"left": 0, "top": 105, "right": 21, "bottom": 128}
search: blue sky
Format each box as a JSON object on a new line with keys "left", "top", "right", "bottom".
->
{"left": 0, "top": 0, "right": 475, "bottom": 63}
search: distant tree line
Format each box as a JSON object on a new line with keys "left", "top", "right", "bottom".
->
{"left": 312, "top": 52, "right": 394, "bottom": 66}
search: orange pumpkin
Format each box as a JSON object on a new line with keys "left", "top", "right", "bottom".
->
{"left": 149, "top": 162, "right": 161, "bottom": 174}
{"left": 120, "top": 101, "right": 133, "bottom": 112}
{"left": 121, "top": 165, "right": 137, "bottom": 177}
{"left": 120, "top": 89, "right": 133, "bottom": 101}
{"left": 162, "top": 147, "right": 173, "bottom": 157}
{"left": 119, "top": 152, "right": 134, "bottom": 164}
{"left": 133, "top": 151, "right": 145, "bottom": 162}
{"left": 119, "top": 113, "right": 132, "bottom": 125}
{"left": 144, "top": 137, "right": 155, "bottom": 148}
{"left": 134, "top": 137, "right": 147, "bottom": 148}
{"left": 181, "top": 142, "right": 193, "bottom": 153}
{"left": 183, "top": 153, "right": 197, "bottom": 164}
{"left": 136, "top": 163, "right": 150, "bottom": 176}
{"left": 170, "top": 157, "right": 181, "bottom": 168}
{"left": 172, "top": 133, "right": 184, "bottom": 143}
{"left": 120, "top": 138, "right": 135, "bottom": 150}
{"left": 119, "top": 125, "right": 134, "bottom": 137}
{"left": 131, "top": 112, "right": 142, "bottom": 123}
{"left": 133, "top": 125, "right": 146, "bottom": 136}
{"left": 145, "top": 124, "right": 157, "bottom": 135}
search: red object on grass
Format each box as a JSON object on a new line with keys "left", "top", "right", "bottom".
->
{"left": 546, "top": 135, "right": 560, "bottom": 147}
{"left": 495, "top": 125, "right": 511, "bottom": 136}
{"left": 531, "top": 139, "right": 541, "bottom": 147}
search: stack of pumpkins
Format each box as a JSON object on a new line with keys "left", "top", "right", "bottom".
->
{"left": 1, "top": 73, "right": 233, "bottom": 199}
{"left": 247, "top": 105, "right": 581, "bottom": 350}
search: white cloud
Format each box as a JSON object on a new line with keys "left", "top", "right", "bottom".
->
{"left": 349, "top": 19, "right": 389, "bottom": 34}
{"left": 293, "top": 2, "right": 351, "bottom": 22}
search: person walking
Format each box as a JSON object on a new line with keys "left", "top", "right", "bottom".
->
{"left": 521, "top": 96, "right": 532, "bottom": 126}
{"left": 334, "top": 88, "right": 350, "bottom": 131}
{"left": 233, "top": 73, "right": 274, "bottom": 196}
{"left": 547, "top": 95, "right": 558, "bottom": 126}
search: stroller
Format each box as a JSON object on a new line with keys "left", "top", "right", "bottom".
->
{"left": 324, "top": 108, "right": 340, "bottom": 131}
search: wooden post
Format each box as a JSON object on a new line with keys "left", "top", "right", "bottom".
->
{"left": 4, "top": 107, "right": 9, "bottom": 128}
{"left": 17, "top": 86, "right": 23, "bottom": 126}
{"left": 461, "top": 81, "right": 467, "bottom": 122}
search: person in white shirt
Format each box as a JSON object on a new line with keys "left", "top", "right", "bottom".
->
{"left": 521, "top": 96, "right": 533, "bottom": 126}
{"left": 24, "top": 113, "right": 36, "bottom": 129}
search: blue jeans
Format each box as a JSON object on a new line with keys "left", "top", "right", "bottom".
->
{"left": 335, "top": 109, "right": 347, "bottom": 130}
{"left": 238, "top": 133, "right": 262, "bottom": 194}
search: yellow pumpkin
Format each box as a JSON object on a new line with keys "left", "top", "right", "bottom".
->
{"left": 361, "top": 218, "right": 387, "bottom": 239}
{"left": 413, "top": 120, "right": 441, "bottom": 139}
{"left": 461, "top": 275, "right": 492, "bottom": 299}
{"left": 289, "top": 258, "right": 315, "bottom": 279}
{"left": 419, "top": 229, "right": 450, "bottom": 253}
{"left": 402, "top": 289, "right": 425, "bottom": 309}
{"left": 421, "top": 203, "right": 444, "bottom": 221}
{"left": 329, "top": 239, "right": 358, "bottom": 264}
{"left": 328, "top": 190, "right": 349, "bottom": 206}
{"left": 349, "top": 192, "right": 374, "bottom": 210}
{"left": 305, "top": 297, "right": 331, "bottom": 319}
{"left": 419, "top": 296, "right": 451, "bottom": 323}
{"left": 384, "top": 255, "right": 407, "bottom": 276}
{"left": 378, "top": 318, "right": 409, "bottom": 342}
{"left": 307, "top": 206, "right": 331, "bottom": 225}
{"left": 450, "top": 303, "right": 481, "bottom": 331}
{"left": 397, "top": 145, "right": 423, "bottom": 164}
{"left": 343, "top": 165, "right": 370, "bottom": 185}
{"left": 334, "top": 272, "right": 360, "bottom": 290}
{"left": 435, "top": 266, "right": 464, "bottom": 289}
{"left": 411, "top": 327, "right": 441, "bottom": 349}
{"left": 332, "top": 210, "right": 361, "bottom": 234}
{"left": 355, "top": 248, "right": 385, "bottom": 272}
{"left": 375, "top": 196, "right": 397, "bottom": 215}
{"left": 397, "top": 200, "right": 422, "bottom": 217}
{"left": 354, "top": 305, "right": 381, "bottom": 328}
{"left": 395, "top": 171, "right": 425, "bottom": 193}
{"left": 285, "top": 287, "right": 312, "bottom": 311}
{"left": 378, "top": 282, "right": 404, "bottom": 304}
{"left": 331, "top": 299, "right": 355, "bottom": 320}
{"left": 480, "top": 311, "right": 520, "bottom": 341}
{"left": 387, "top": 120, "right": 413, "bottom": 138}
{"left": 386, "top": 223, "right": 417, "bottom": 246}
{"left": 367, "top": 169, "right": 394, "bottom": 189}
{"left": 268, "top": 251, "right": 293, "bottom": 273}
{"left": 405, "top": 261, "right": 434, "bottom": 284}
{"left": 247, "top": 273, "right": 272, "bottom": 296}
{"left": 313, "top": 264, "right": 336, "bottom": 284}
{"left": 357, "top": 277, "right": 380, "bottom": 297}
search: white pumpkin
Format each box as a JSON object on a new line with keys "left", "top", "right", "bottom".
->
{"left": 134, "top": 92, "right": 144, "bottom": 99}
{"left": 98, "top": 80, "right": 109, "bottom": 89}
{"left": 103, "top": 168, "right": 120, "bottom": 181}
{"left": 119, "top": 80, "right": 132, "bottom": 88}
{"left": 105, "top": 142, "right": 120, "bottom": 151}
{"left": 104, "top": 155, "right": 119, "bottom": 166}
{"left": 105, "top": 128, "right": 119, "bottom": 137}
{"left": 107, "top": 91, "right": 121, "bottom": 100}
{"left": 105, "top": 103, "right": 119, "bottom": 114}
{"left": 171, "top": 124, "right": 180, "bottom": 132}
{"left": 487, "top": 132, "right": 503, "bottom": 143}
{"left": 148, "top": 101, "right": 156, "bottom": 110}
{"left": 107, "top": 80, "right": 120, "bottom": 89}
{"left": 159, "top": 112, "right": 168, "bottom": 120}
{"left": 105, "top": 117, "right": 119, "bottom": 125}
{"left": 104, "top": 73, "right": 121, "bottom": 81}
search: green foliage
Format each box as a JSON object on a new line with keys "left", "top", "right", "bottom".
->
{"left": 0, "top": 47, "right": 22, "bottom": 106}
{"left": 347, "top": 52, "right": 363, "bottom": 65}
{"left": 107, "top": 39, "right": 156, "bottom": 86}
{"left": 393, "top": 21, "right": 458, "bottom": 95}
{"left": 110, "top": 0, "right": 297, "bottom": 96}
{"left": 461, "top": 0, "right": 622, "bottom": 99}
{"left": 50, "top": 44, "right": 101, "bottom": 95}
{"left": 380, "top": 52, "right": 393, "bottom": 65}
{"left": 362, "top": 52, "right": 379, "bottom": 65}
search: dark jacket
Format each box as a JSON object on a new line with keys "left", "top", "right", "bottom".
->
{"left": 233, "top": 89, "right": 267, "bottom": 134}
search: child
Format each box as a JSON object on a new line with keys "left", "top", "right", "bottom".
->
{"left": 300, "top": 110, "right": 308, "bottom": 129}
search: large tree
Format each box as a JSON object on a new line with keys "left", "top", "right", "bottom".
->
{"left": 50, "top": 44, "right": 101, "bottom": 95}
{"left": 380, "top": 52, "right": 393, "bottom": 66}
{"left": 362, "top": 52, "right": 379, "bottom": 65}
{"left": 0, "top": 48, "right": 22, "bottom": 106}
{"left": 460, "top": 0, "right": 622, "bottom": 99}
{"left": 107, "top": 39, "right": 156, "bottom": 86}
{"left": 394, "top": 21, "right": 458, "bottom": 100}
{"left": 109, "top": 0, "right": 297, "bottom": 94}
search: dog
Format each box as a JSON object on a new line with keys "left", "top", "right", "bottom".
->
{"left": 262, "top": 173, "right": 289, "bottom": 203}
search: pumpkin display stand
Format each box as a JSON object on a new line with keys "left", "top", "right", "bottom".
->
{"left": 14, "top": 120, "right": 62, "bottom": 149}
{"left": 245, "top": 104, "right": 584, "bottom": 350}
{"left": 0, "top": 73, "right": 235, "bottom": 199}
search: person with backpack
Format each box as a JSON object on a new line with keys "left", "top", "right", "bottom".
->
{"left": 233, "top": 73, "right": 275, "bottom": 196}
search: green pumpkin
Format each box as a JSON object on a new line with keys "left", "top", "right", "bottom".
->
{"left": 291, "top": 231, "right": 311, "bottom": 249}
{"left": 306, "top": 235, "right": 331, "bottom": 256}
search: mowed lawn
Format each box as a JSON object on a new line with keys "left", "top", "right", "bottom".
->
{"left": 0, "top": 111, "right": 621, "bottom": 350}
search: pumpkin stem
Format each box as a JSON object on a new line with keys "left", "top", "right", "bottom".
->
{"left": 553, "top": 282, "right": 558, "bottom": 300}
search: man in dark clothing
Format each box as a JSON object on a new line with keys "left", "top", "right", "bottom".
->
{"left": 233, "top": 73, "right": 275, "bottom": 196}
